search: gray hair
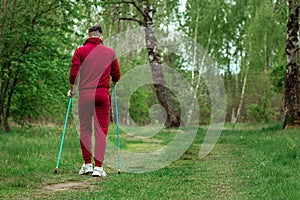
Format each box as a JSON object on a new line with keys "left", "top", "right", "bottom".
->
{"left": 88, "top": 31, "right": 101, "bottom": 38}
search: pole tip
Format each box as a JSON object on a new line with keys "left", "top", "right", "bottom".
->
{"left": 118, "top": 170, "right": 121, "bottom": 174}
{"left": 54, "top": 168, "right": 58, "bottom": 173}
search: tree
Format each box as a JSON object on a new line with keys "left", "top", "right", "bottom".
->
{"left": 283, "top": 0, "right": 300, "bottom": 128}
{"left": 181, "top": 0, "right": 288, "bottom": 124}
{"left": 0, "top": 0, "right": 95, "bottom": 131}
{"left": 102, "top": 0, "right": 181, "bottom": 127}
{"left": 141, "top": 0, "right": 180, "bottom": 127}
{"left": 0, "top": 0, "right": 69, "bottom": 131}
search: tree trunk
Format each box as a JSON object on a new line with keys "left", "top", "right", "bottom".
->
{"left": 142, "top": 0, "right": 180, "bottom": 127}
{"left": 283, "top": 0, "right": 300, "bottom": 128}
{"left": 235, "top": 71, "right": 248, "bottom": 123}
{"left": 191, "top": 13, "right": 199, "bottom": 85}
{"left": 3, "top": 64, "right": 21, "bottom": 132}
{"left": 231, "top": 107, "right": 237, "bottom": 123}
{"left": 188, "top": 11, "right": 216, "bottom": 125}
{"left": 186, "top": 13, "right": 199, "bottom": 124}
{"left": 0, "top": 63, "right": 12, "bottom": 131}
{"left": 0, "top": 103, "right": 2, "bottom": 129}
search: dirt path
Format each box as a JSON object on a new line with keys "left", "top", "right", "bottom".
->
{"left": 43, "top": 181, "right": 94, "bottom": 191}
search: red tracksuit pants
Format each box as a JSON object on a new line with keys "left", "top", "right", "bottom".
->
{"left": 78, "top": 88, "right": 110, "bottom": 167}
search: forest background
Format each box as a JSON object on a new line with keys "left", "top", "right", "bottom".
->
{"left": 0, "top": 0, "right": 294, "bottom": 131}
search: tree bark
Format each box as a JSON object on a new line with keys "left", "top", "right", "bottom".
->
{"left": 3, "top": 44, "right": 26, "bottom": 132}
{"left": 0, "top": 60, "right": 12, "bottom": 131}
{"left": 283, "top": 0, "right": 300, "bottom": 128}
{"left": 186, "top": 13, "right": 199, "bottom": 124}
{"left": 191, "top": 13, "right": 199, "bottom": 85}
{"left": 236, "top": 71, "right": 248, "bottom": 123}
{"left": 142, "top": 0, "right": 180, "bottom": 127}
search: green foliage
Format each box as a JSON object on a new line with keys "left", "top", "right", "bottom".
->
{"left": 129, "top": 84, "right": 157, "bottom": 125}
{"left": 270, "top": 64, "right": 285, "bottom": 92}
{"left": 247, "top": 102, "right": 277, "bottom": 123}
{"left": 0, "top": 0, "right": 103, "bottom": 130}
{"left": 245, "top": 73, "right": 279, "bottom": 122}
{"left": 0, "top": 0, "right": 292, "bottom": 129}
{"left": 181, "top": 0, "right": 287, "bottom": 124}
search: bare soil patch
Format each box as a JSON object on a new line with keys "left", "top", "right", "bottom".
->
{"left": 44, "top": 181, "right": 94, "bottom": 191}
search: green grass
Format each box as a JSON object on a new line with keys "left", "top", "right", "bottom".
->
{"left": 0, "top": 122, "right": 300, "bottom": 199}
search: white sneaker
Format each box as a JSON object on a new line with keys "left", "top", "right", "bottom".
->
{"left": 92, "top": 167, "right": 107, "bottom": 177}
{"left": 78, "top": 163, "right": 93, "bottom": 175}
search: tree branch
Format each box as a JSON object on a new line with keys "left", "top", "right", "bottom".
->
{"left": 122, "top": 0, "right": 147, "bottom": 18}
{"left": 119, "top": 17, "right": 143, "bottom": 25}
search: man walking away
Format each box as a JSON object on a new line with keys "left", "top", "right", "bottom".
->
{"left": 68, "top": 25, "right": 121, "bottom": 177}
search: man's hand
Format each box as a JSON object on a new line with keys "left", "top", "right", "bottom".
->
{"left": 67, "top": 90, "right": 75, "bottom": 98}
{"left": 68, "top": 84, "right": 76, "bottom": 98}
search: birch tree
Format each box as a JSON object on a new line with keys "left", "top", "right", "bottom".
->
{"left": 102, "top": 0, "right": 181, "bottom": 127}
{"left": 283, "top": 0, "right": 300, "bottom": 128}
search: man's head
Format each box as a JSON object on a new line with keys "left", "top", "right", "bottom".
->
{"left": 88, "top": 26, "right": 103, "bottom": 38}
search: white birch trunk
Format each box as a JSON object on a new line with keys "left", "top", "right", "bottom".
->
{"left": 187, "top": 12, "right": 216, "bottom": 124}
{"left": 235, "top": 70, "right": 248, "bottom": 124}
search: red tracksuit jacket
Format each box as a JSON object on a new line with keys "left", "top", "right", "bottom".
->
{"left": 69, "top": 38, "right": 121, "bottom": 90}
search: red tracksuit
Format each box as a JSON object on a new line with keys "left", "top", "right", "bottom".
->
{"left": 69, "top": 38, "right": 121, "bottom": 167}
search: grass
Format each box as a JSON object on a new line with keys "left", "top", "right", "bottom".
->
{"left": 0, "top": 122, "right": 300, "bottom": 199}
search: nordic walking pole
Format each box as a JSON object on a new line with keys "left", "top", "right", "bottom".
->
{"left": 114, "top": 84, "right": 121, "bottom": 174}
{"left": 54, "top": 97, "right": 72, "bottom": 173}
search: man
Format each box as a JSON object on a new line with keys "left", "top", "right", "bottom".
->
{"left": 68, "top": 25, "right": 121, "bottom": 177}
